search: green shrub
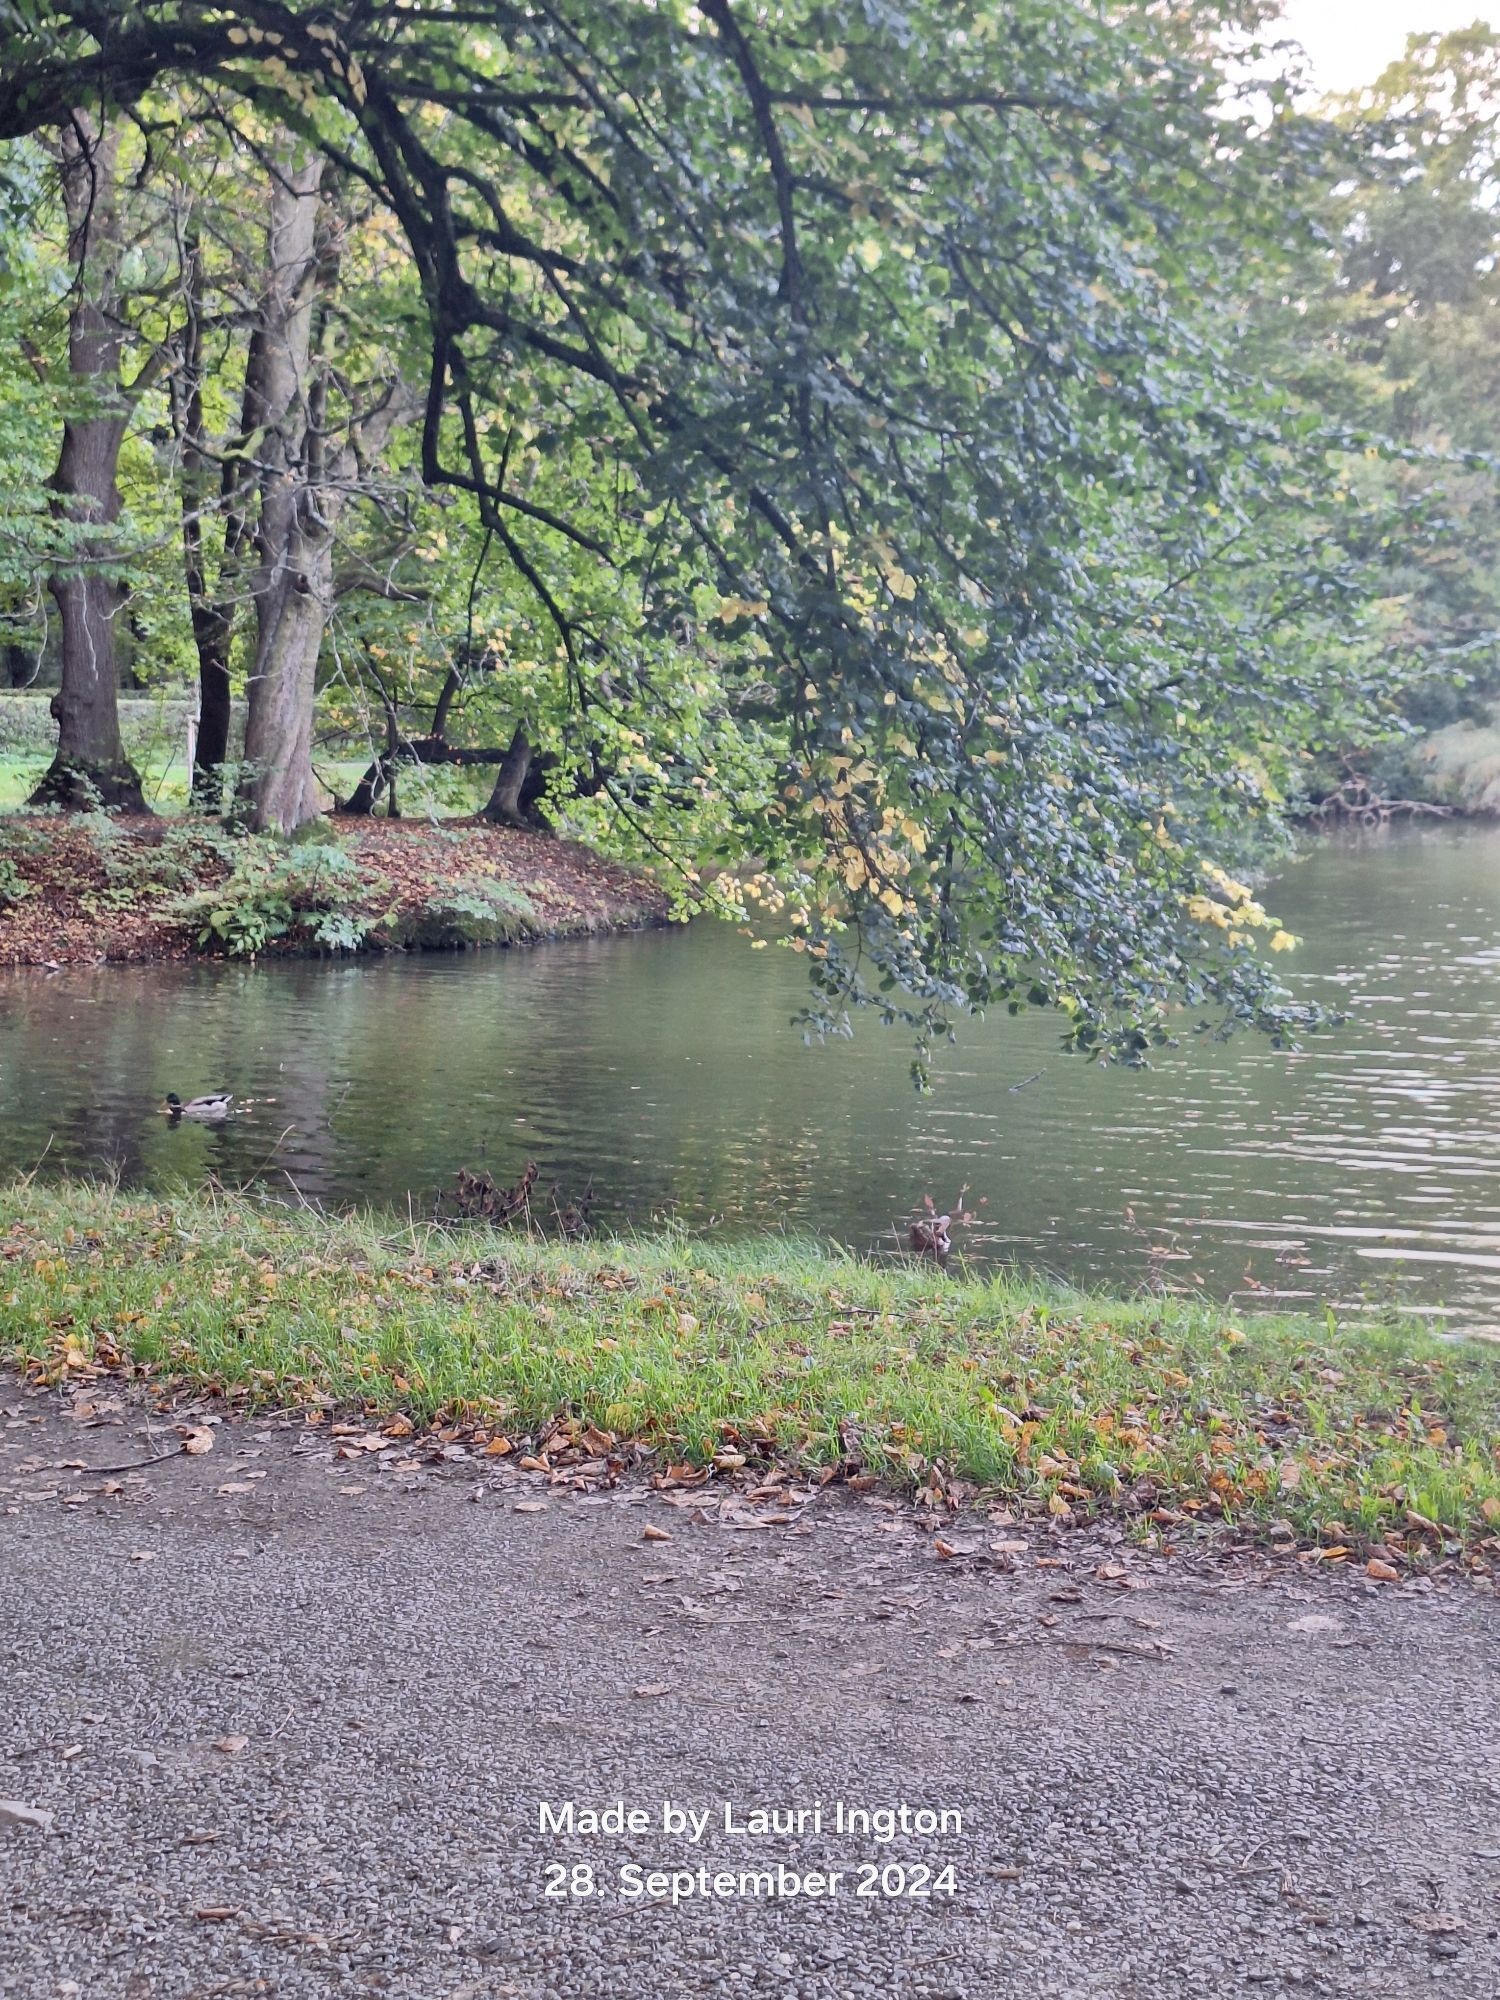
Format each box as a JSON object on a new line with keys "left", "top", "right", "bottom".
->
{"left": 169, "top": 836, "right": 384, "bottom": 956}
{"left": 80, "top": 819, "right": 235, "bottom": 911}
{"left": 0, "top": 852, "right": 32, "bottom": 910}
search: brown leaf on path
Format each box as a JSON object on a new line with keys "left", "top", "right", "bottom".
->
{"left": 212, "top": 1736, "right": 249, "bottom": 1756}
{"left": 483, "top": 1437, "right": 514, "bottom": 1457}
{"left": 179, "top": 1427, "right": 215, "bottom": 1456}
{"left": 633, "top": 1683, "right": 672, "bottom": 1698}
{"left": 180, "top": 1830, "right": 223, "bottom": 1846}
{"left": 512, "top": 1499, "right": 548, "bottom": 1513}
{"left": 216, "top": 1482, "right": 254, "bottom": 1497}
{"left": 642, "top": 1524, "right": 672, "bottom": 1542}
{"left": 194, "top": 1908, "right": 239, "bottom": 1922}
{"left": 1366, "top": 1558, "right": 1401, "bottom": 1582}
{"left": 338, "top": 1485, "right": 367, "bottom": 1497}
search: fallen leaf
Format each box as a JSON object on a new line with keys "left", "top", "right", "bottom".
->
{"left": 633, "top": 1683, "right": 672, "bottom": 1698}
{"left": 0, "top": 1800, "right": 54, "bottom": 1833}
{"left": 338, "top": 1485, "right": 367, "bottom": 1497}
{"left": 194, "top": 1907, "right": 239, "bottom": 1922}
{"left": 212, "top": 1736, "right": 248, "bottom": 1756}
{"left": 1366, "top": 1558, "right": 1400, "bottom": 1583}
{"left": 482, "top": 1437, "right": 514, "bottom": 1457}
{"left": 512, "top": 1500, "right": 548, "bottom": 1513}
{"left": 642, "top": 1524, "right": 672, "bottom": 1543}
{"left": 179, "top": 1428, "right": 215, "bottom": 1456}
{"left": 216, "top": 1483, "right": 254, "bottom": 1497}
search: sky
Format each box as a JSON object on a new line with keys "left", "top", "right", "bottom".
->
{"left": 1276, "top": 0, "right": 1492, "bottom": 94}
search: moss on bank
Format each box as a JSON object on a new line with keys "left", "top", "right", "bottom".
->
{"left": 4, "top": 1180, "right": 1498, "bottom": 1566}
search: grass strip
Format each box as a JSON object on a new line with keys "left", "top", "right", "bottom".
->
{"left": 3, "top": 1177, "right": 1499, "bottom": 1563}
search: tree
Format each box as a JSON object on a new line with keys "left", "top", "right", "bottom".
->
{"left": 31, "top": 113, "right": 148, "bottom": 809}
{"left": 0, "top": 3, "right": 1397, "bottom": 1057}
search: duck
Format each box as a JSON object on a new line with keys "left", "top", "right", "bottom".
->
{"left": 163, "top": 1091, "right": 234, "bottom": 1122}
{"left": 908, "top": 1213, "right": 952, "bottom": 1265}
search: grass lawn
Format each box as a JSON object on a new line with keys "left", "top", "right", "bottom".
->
{"left": 0, "top": 754, "right": 461, "bottom": 814}
{"left": 5, "top": 1178, "right": 1499, "bottom": 1566}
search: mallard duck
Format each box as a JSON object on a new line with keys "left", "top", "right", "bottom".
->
{"left": 163, "top": 1091, "right": 234, "bottom": 1122}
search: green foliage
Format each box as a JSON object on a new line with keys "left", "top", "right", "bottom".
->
{"left": 86, "top": 817, "right": 233, "bottom": 906}
{"left": 0, "top": 6, "right": 1471, "bottom": 1062}
{"left": 0, "top": 850, "right": 32, "bottom": 909}
{"left": 411, "top": 876, "right": 538, "bottom": 948}
{"left": 169, "top": 836, "right": 378, "bottom": 956}
{"left": 1296, "top": 26, "right": 1500, "bottom": 775}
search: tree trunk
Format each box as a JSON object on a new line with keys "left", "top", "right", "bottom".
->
{"left": 482, "top": 724, "right": 535, "bottom": 825}
{"left": 31, "top": 116, "right": 144, "bottom": 812}
{"left": 176, "top": 216, "right": 237, "bottom": 806}
{"left": 238, "top": 150, "right": 328, "bottom": 834}
{"left": 237, "top": 151, "right": 409, "bottom": 834}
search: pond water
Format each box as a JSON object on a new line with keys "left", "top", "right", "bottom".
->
{"left": 3, "top": 820, "right": 1500, "bottom": 1332}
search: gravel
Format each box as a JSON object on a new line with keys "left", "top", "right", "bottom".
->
{"left": 2, "top": 1380, "right": 1498, "bottom": 1999}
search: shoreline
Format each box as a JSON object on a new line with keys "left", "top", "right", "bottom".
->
{"left": 5, "top": 1177, "right": 1498, "bottom": 1571}
{"left": 0, "top": 811, "right": 670, "bottom": 967}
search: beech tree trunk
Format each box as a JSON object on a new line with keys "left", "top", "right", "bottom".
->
{"left": 238, "top": 151, "right": 328, "bottom": 834}
{"left": 32, "top": 116, "right": 145, "bottom": 812}
{"left": 482, "top": 724, "right": 535, "bottom": 825}
{"left": 237, "top": 150, "right": 409, "bottom": 834}
{"left": 177, "top": 218, "right": 239, "bottom": 806}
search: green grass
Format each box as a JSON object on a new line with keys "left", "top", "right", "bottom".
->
{"left": 5, "top": 1177, "right": 1499, "bottom": 1563}
{"left": 0, "top": 754, "right": 491, "bottom": 815}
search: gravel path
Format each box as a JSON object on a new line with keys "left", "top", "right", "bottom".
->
{"left": 2, "top": 1379, "right": 1498, "bottom": 2000}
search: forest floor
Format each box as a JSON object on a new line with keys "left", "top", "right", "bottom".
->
{"left": 2, "top": 1369, "right": 1498, "bottom": 1999}
{"left": 0, "top": 812, "right": 669, "bottom": 966}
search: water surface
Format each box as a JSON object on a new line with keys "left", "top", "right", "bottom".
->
{"left": 3, "top": 821, "right": 1499, "bottom": 1331}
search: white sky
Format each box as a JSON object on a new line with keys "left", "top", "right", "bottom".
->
{"left": 1276, "top": 0, "right": 1493, "bottom": 94}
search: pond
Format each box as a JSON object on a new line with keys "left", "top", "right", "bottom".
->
{"left": 3, "top": 820, "right": 1500, "bottom": 1333}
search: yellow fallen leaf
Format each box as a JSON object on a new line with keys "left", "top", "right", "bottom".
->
{"left": 180, "top": 1427, "right": 215, "bottom": 1456}
{"left": 1366, "top": 1558, "right": 1400, "bottom": 1582}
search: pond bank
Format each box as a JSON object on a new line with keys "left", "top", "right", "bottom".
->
{"left": 5, "top": 1180, "right": 1499, "bottom": 1568}
{"left": 0, "top": 811, "right": 668, "bottom": 966}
